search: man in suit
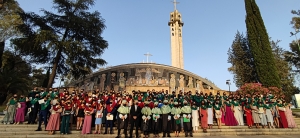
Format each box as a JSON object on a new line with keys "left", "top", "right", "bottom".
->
{"left": 129, "top": 100, "right": 142, "bottom": 138}
{"left": 104, "top": 98, "right": 116, "bottom": 134}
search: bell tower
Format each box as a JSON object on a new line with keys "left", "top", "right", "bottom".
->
{"left": 168, "top": 0, "right": 184, "bottom": 69}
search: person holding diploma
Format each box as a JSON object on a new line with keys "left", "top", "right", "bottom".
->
{"left": 116, "top": 100, "right": 130, "bottom": 138}
{"left": 36, "top": 96, "right": 50, "bottom": 131}
{"left": 60, "top": 100, "right": 73, "bottom": 134}
{"left": 181, "top": 100, "right": 193, "bottom": 137}
{"left": 82, "top": 103, "right": 94, "bottom": 134}
{"left": 94, "top": 101, "right": 103, "bottom": 134}
{"left": 171, "top": 102, "right": 182, "bottom": 137}
{"left": 161, "top": 100, "right": 172, "bottom": 137}
{"left": 27, "top": 93, "right": 40, "bottom": 124}
{"left": 104, "top": 98, "right": 116, "bottom": 134}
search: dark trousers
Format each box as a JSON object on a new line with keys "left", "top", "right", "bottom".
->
{"left": 105, "top": 120, "right": 113, "bottom": 133}
{"left": 28, "top": 107, "right": 38, "bottom": 124}
{"left": 60, "top": 115, "right": 70, "bottom": 134}
{"left": 38, "top": 110, "right": 48, "bottom": 129}
{"left": 117, "top": 118, "right": 128, "bottom": 137}
{"left": 130, "top": 118, "right": 139, "bottom": 138}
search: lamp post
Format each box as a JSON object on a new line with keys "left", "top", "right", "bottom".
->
{"left": 290, "top": 28, "right": 300, "bottom": 50}
{"left": 226, "top": 80, "right": 231, "bottom": 93}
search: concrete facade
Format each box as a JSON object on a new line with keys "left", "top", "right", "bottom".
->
{"left": 67, "top": 63, "right": 222, "bottom": 94}
{"left": 168, "top": 9, "right": 184, "bottom": 69}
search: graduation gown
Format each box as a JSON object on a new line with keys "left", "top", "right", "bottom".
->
{"left": 151, "top": 107, "right": 161, "bottom": 132}
{"left": 181, "top": 105, "right": 192, "bottom": 132}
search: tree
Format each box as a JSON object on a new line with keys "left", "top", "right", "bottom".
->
{"left": 0, "top": 50, "right": 31, "bottom": 104}
{"left": 271, "top": 40, "right": 296, "bottom": 102}
{"left": 228, "top": 31, "right": 257, "bottom": 87}
{"left": 31, "top": 67, "right": 47, "bottom": 87}
{"left": 13, "top": 0, "right": 108, "bottom": 90}
{"left": 0, "top": 0, "right": 23, "bottom": 69}
{"left": 244, "top": 0, "right": 281, "bottom": 88}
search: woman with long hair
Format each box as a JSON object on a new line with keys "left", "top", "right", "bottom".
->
{"left": 94, "top": 101, "right": 103, "bottom": 134}
{"left": 251, "top": 99, "right": 261, "bottom": 128}
{"left": 214, "top": 100, "right": 222, "bottom": 129}
{"left": 82, "top": 103, "right": 94, "bottom": 134}
{"left": 244, "top": 101, "right": 253, "bottom": 128}
{"left": 46, "top": 102, "right": 62, "bottom": 134}
{"left": 2, "top": 95, "right": 18, "bottom": 124}
{"left": 232, "top": 98, "right": 244, "bottom": 126}
{"left": 60, "top": 100, "right": 73, "bottom": 134}
{"left": 264, "top": 100, "right": 275, "bottom": 129}
{"left": 224, "top": 99, "right": 238, "bottom": 126}
{"left": 277, "top": 100, "right": 288, "bottom": 128}
{"left": 14, "top": 95, "right": 26, "bottom": 124}
{"left": 200, "top": 100, "right": 208, "bottom": 133}
{"left": 207, "top": 101, "right": 214, "bottom": 129}
{"left": 191, "top": 102, "right": 199, "bottom": 132}
{"left": 285, "top": 103, "right": 297, "bottom": 128}
{"left": 76, "top": 98, "right": 85, "bottom": 130}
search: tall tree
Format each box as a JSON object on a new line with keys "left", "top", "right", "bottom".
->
{"left": 285, "top": 10, "right": 300, "bottom": 72}
{"left": 13, "top": 0, "right": 108, "bottom": 90}
{"left": 244, "top": 0, "right": 281, "bottom": 87}
{"left": 0, "top": 50, "right": 31, "bottom": 104}
{"left": 271, "top": 40, "right": 296, "bottom": 102}
{"left": 0, "top": 0, "right": 23, "bottom": 69}
{"left": 228, "top": 31, "right": 257, "bottom": 87}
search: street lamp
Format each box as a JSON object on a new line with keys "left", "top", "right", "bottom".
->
{"left": 290, "top": 28, "right": 300, "bottom": 50}
{"left": 226, "top": 79, "right": 231, "bottom": 93}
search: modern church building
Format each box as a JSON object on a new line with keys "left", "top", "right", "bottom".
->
{"left": 67, "top": 1, "right": 223, "bottom": 94}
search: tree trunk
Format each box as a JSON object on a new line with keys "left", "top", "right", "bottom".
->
{"left": 47, "top": 48, "right": 62, "bottom": 90}
{"left": 0, "top": 41, "right": 4, "bottom": 68}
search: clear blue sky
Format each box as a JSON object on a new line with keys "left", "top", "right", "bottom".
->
{"left": 16, "top": 0, "right": 300, "bottom": 91}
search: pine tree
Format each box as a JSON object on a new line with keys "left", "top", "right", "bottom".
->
{"left": 13, "top": 0, "right": 108, "bottom": 89}
{"left": 228, "top": 31, "right": 257, "bottom": 87}
{"left": 244, "top": 0, "right": 281, "bottom": 87}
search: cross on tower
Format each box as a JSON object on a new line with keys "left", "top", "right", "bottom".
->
{"left": 144, "top": 52, "right": 152, "bottom": 63}
{"left": 172, "top": 0, "right": 179, "bottom": 10}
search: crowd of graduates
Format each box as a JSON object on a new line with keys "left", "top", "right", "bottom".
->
{"left": 1, "top": 87, "right": 298, "bottom": 138}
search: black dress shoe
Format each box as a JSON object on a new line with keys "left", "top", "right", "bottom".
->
{"left": 110, "top": 132, "right": 114, "bottom": 134}
{"left": 104, "top": 132, "right": 107, "bottom": 134}
{"left": 35, "top": 128, "right": 42, "bottom": 131}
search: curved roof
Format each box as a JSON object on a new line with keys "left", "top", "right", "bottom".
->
{"left": 68, "top": 63, "right": 221, "bottom": 90}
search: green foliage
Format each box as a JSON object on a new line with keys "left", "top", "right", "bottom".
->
{"left": 0, "top": 0, "right": 23, "bottom": 68}
{"left": 0, "top": 50, "right": 31, "bottom": 104}
{"left": 228, "top": 31, "right": 257, "bottom": 87}
{"left": 31, "top": 68, "right": 47, "bottom": 87}
{"left": 244, "top": 0, "right": 281, "bottom": 88}
{"left": 271, "top": 40, "right": 296, "bottom": 102}
{"left": 12, "top": 0, "right": 108, "bottom": 89}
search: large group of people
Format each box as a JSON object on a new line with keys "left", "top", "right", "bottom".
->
{"left": 1, "top": 87, "right": 298, "bottom": 138}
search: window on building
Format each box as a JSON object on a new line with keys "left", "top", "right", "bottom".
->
{"left": 179, "top": 15, "right": 181, "bottom": 18}
{"left": 172, "top": 24, "right": 173, "bottom": 27}
{"left": 179, "top": 29, "right": 181, "bottom": 32}
{"left": 179, "top": 33, "right": 181, "bottom": 37}
{"left": 172, "top": 33, "right": 174, "bottom": 36}
{"left": 171, "top": 19, "right": 173, "bottom": 21}
{"left": 172, "top": 28, "right": 174, "bottom": 31}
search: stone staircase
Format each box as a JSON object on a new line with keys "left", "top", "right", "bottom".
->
{"left": 0, "top": 115, "right": 300, "bottom": 138}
